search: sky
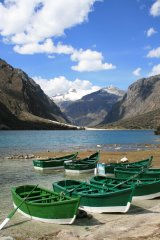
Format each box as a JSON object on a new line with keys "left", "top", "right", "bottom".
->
{"left": 1, "top": 0, "right": 160, "bottom": 99}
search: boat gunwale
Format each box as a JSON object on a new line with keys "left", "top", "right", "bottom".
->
{"left": 90, "top": 176, "right": 160, "bottom": 187}
{"left": 104, "top": 156, "right": 153, "bottom": 167}
{"left": 33, "top": 152, "right": 78, "bottom": 163}
{"left": 12, "top": 185, "right": 80, "bottom": 207}
{"left": 53, "top": 180, "right": 134, "bottom": 198}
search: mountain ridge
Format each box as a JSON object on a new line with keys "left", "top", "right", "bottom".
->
{"left": 55, "top": 87, "right": 125, "bottom": 127}
{"left": 0, "top": 58, "right": 80, "bottom": 130}
{"left": 100, "top": 75, "right": 160, "bottom": 129}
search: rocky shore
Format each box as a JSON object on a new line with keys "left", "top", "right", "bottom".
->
{"left": 1, "top": 149, "right": 160, "bottom": 240}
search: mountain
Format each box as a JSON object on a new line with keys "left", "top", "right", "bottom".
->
{"left": 54, "top": 86, "right": 125, "bottom": 127}
{"left": 52, "top": 88, "right": 82, "bottom": 102}
{"left": 0, "top": 58, "right": 79, "bottom": 130}
{"left": 101, "top": 75, "right": 160, "bottom": 129}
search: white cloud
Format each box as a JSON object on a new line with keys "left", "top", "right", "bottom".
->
{"left": 146, "top": 27, "right": 157, "bottom": 37}
{"left": 132, "top": 67, "right": 141, "bottom": 76}
{"left": 0, "top": 1, "right": 116, "bottom": 73}
{"left": 13, "top": 38, "right": 74, "bottom": 55}
{"left": 13, "top": 38, "right": 115, "bottom": 72}
{"left": 148, "top": 64, "right": 160, "bottom": 76}
{"left": 71, "top": 49, "right": 116, "bottom": 72}
{"left": 147, "top": 46, "right": 160, "bottom": 58}
{"left": 33, "top": 76, "right": 101, "bottom": 100}
{"left": 150, "top": 0, "right": 160, "bottom": 16}
{"left": 0, "top": 0, "right": 97, "bottom": 44}
{"left": 48, "top": 55, "right": 55, "bottom": 59}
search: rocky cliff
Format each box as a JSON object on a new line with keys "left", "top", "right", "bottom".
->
{"left": 101, "top": 76, "right": 160, "bottom": 129}
{"left": 0, "top": 59, "right": 77, "bottom": 130}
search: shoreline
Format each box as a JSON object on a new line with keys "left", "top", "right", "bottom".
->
{"left": 1, "top": 143, "right": 160, "bottom": 160}
{"left": 1, "top": 148, "right": 160, "bottom": 240}
{"left": 34, "top": 148, "right": 160, "bottom": 167}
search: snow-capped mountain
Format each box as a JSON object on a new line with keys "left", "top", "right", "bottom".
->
{"left": 52, "top": 86, "right": 125, "bottom": 127}
{"left": 101, "top": 86, "right": 125, "bottom": 96}
{"left": 52, "top": 86, "right": 124, "bottom": 103}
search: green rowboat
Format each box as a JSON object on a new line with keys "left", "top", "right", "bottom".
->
{"left": 11, "top": 185, "right": 80, "bottom": 224}
{"left": 90, "top": 176, "right": 160, "bottom": 200}
{"left": 115, "top": 167, "right": 160, "bottom": 179}
{"left": 97, "top": 156, "right": 153, "bottom": 175}
{"left": 53, "top": 180, "right": 134, "bottom": 213}
{"left": 33, "top": 152, "right": 78, "bottom": 171}
{"left": 64, "top": 151, "right": 100, "bottom": 174}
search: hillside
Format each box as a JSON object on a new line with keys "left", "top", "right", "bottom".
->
{"left": 101, "top": 75, "right": 160, "bottom": 129}
{"left": 0, "top": 59, "right": 79, "bottom": 130}
{"left": 55, "top": 86, "right": 125, "bottom": 127}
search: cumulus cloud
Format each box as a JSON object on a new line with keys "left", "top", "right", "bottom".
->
{"left": 132, "top": 67, "right": 141, "bottom": 77}
{"left": 150, "top": 0, "right": 160, "bottom": 16}
{"left": 13, "top": 38, "right": 74, "bottom": 55}
{"left": 147, "top": 46, "right": 160, "bottom": 58}
{"left": 33, "top": 76, "right": 101, "bottom": 100}
{"left": 146, "top": 27, "right": 157, "bottom": 37}
{"left": 148, "top": 64, "right": 160, "bottom": 76}
{"left": 0, "top": 1, "right": 116, "bottom": 72}
{"left": 0, "top": 0, "right": 97, "bottom": 44}
{"left": 14, "top": 39, "right": 115, "bottom": 72}
{"left": 71, "top": 49, "right": 116, "bottom": 72}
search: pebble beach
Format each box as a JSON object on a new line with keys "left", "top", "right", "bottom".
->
{"left": 1, "top": 148, "right": 160, "bottom": 240}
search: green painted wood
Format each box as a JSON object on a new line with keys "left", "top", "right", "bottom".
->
{"left": 115, "top": 167, "right": 160, "bottom": 179}
{"left": 0, "top": 185, "right": 38, "bottom": 230}
{"left": 33, "top": 152, "right": 78, "bottom": 169}
{"left": 90, "top": 176, "right": 160, "bottom": 199}
{"left": 100, "top": 156, "right": 153, "bottom": 174}
{"left": 64, "top": 151, "right": 100, "bottom": 172}
{"left": 11, "top": 185, "right": 80, "bottom": 223}
{"left": 53, "top": 179, "right": 134, "bottom": 212}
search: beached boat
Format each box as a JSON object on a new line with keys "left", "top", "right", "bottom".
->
{"left": 114, "top": 167, "right": 160, "bottom": 179}
{"left": 11, "top": 185, "right": 80, "bottom": 224}
{"left": 53, "top": 179, "right": 134, "bottom": 213}
{"left": 64, "top": 151, "right": 100, "bottom": 174}
{"left": 33, "top": 152, "right": 78, "bottom": 171}
{"left": 96, "top": 156, "right": 153, "bottom": 175}
{"left": 90, "top": 176, "right": 160, "bottom": 200}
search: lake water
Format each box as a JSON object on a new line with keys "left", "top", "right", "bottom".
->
{"left": 0, "top": 129, "right": 160, "bottom": 237}
{"left": 0, "top": 129, "right": 160, "bottom": 156}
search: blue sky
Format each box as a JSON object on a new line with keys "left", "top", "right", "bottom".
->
{"left": 0, "top": 0, "right": 160, "bottom": 99}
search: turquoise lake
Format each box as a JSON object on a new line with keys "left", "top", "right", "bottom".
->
{"left": 0, "top": 129, "right": 160, "bottom": 237}
{"left": 0, "top": 130, "right": 160, "bottom": 156}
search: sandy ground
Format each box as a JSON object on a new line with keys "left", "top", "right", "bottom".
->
{"left": 1, "top": 149, "right": 160, "bottom": 240}
{"left": 35, "top": 148, "right": 160, "bottom": 167}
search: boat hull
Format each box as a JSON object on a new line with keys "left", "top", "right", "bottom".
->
{"left": 79, "top": 202, "right": 131, "bottom": 213}
{"left": 53, "top": 180, "right": 133, "bottom": 213}
{"left": 33, "top": 166, "right": 64, "bottom": 171}
{"left": 11, "top": 185, "right": 80, "bottom": 224}
{"left": 115, "top": 168, "right": 160, "bottom": 179}
{"left": 97, "top": 156, "right": 153, "bottom": 175}
{"left": 90, "top": 176, "right": 160, "bottom": 200}
{"left": 13, "top": 203, "right": 76, "bottom": 224}
{"left": 33, "top": 153, "right": 78, "bottom": 171}
{"left": 64, "top": 152, "right": 99, "bottom": 174}
{"left": 65, "top": 167, "right": 96, "bottom": 174}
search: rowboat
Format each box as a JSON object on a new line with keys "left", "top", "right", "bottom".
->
{"left": 11, "top": 185, "right": 80, "bottom": 224}
{"left": 64, "top": 151, "right": 100, "bottom": 174}
{"left": 96, "top": 156, "right": 153, "bottom": 175}
{"left": 114, "top": 167, "right": 160, "bottom": 179}
{"left": 33, "top": 152, "right": 78, "bottom": 171}
{"left": 53, "top": 179, "right": 134, "bottom": 213}
{"left": 90, "top": 176, "right": 160, "bottom": 200}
